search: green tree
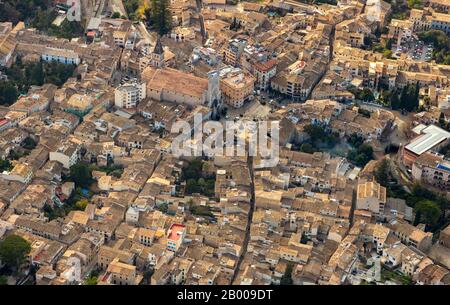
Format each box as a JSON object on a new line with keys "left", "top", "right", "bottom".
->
{"left": 48, "top": 19, "right": 84, "bottom": 40}
{"left": 399, "top": 83, "right": 419, "bottom": 112}
{"left": 383, "top": 49, "right": 393, "bottom": 59}
{"left": 407, "top": 0, "right": 423, "bottom": 9}
{"left": 300, "top": 232, "right": 309, "bottom": 244}
{"left": 358, "top": 88, "right": 375, "bottom": 101}
{"left": 0, "top": 235, "right": 31, "bottom": 271}
{"left": 348, "top": 133, "right": 364, "bottom": 148}
{"left": 390, "top": 90, "right": 401, "bottom": 109}
{"left": 144, "top": 270, "right": 154, "bottom": 281}
{"left": 280, "top": 263, "right": 294, "bottom": 285}
{"left": 125, "top": 0, "right": 140, "bottom": 19}
{"left": 31, "top": 8, "right": 56, "bottom": 31}
{"left": 0, "top": 275, "right": 7, "bottom": 285}
{"left": 22, "top": 137, "right": 37, "bottom": 150}
{"left": 182, "top": 159, "right": 204, "bottom": 180}
{"left": 85, "top": 276, "right": 98, "bottom": 285}
{"left": 0, "top": 81, "right": 18, "bottom": 105}
{"left": 304, "top": 124, "right": 326, "bottom": 142}
{"left": 190, "top": 205, "right": 213, "bottom": 217}
{"left": 150, "top": 0, "right": 172, "bottom": 35}
{"left": 0, "top": 159, "right": 12, "bottom": 172}
{"left": 0, "top": 0, "right": 54, "bottom": 24}
{"left": 347, "top": 143, "right": 373, "bottom": 167}
{"left": 186, "top": 179, "right": 200, "bottom": 194}
{"left": 30, "top": 61, "right": 44, "bottom": 86}
{"left": 375, "top": 159, "right": 390, "bottom": 187}
{"left": 358, "top": 144, "right": 374, "bottom": 158}
{"left": 413, "top": 209, "right": 422, "bottom": 226}
{"left": 75, "top": 198, "right": 89, "bottom": 210}
{"left": 69, "top": 162, "right": 93, "bottom": 188}
{"left": 300, "top": 143, "right": 314, "bottom": 153}
{"left": 418, "top": 30, "right": 450, "bottom": 64}
{"left": 414, "top": 200, "right": 441, "bottom": 228}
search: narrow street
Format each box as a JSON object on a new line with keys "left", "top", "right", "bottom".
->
{"left": 109, "top": 0, "right": 128, "bottom": 17}
{"left": 306, "top": 24, "right": 335, "bottom": 101}
{"left": 231, "top": 155, "right": 255, "bottom": 284}
{"left": 137, "top": 21, "right": 156, "bottom": 45}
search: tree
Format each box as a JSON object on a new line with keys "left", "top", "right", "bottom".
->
{"left": 111, "top": 12, "right": 121, "bottom": 18}
{"left": 300, "top": 232, "right": 309, "bottom": 244}
{"left": 48, "top": 19, "right": 84, "bottom": 40}
{"left": 358, "top": 108, "right": 371, "bottom": 118}
{"left": 0, "top": 235, "right": 31, "bottom": 271}
{"left": 43, "top": 61, "right": 76, "bottom": 87}
{"left": 85, "top": 276, "right": 98, "bottom": 285}
{"left": 414, "top": 200, "right": 441, "bottom": 228}
{"left": 390, "top": 90, "right": 401, "bottom": 110}
{"left": 347, "top": 143, "right": 373, "bottom": 167}
{"left": 363, "top": 36, "right": 373, "bottom": 47}
{"left": 418, "top": 30, "right": 450, "bottom": 64}
{"left": 144, "top": 270, "right": 154, "bottom": 282}
{"left": 0, "top": 275, "right": 7, "bottom": 285}
{"left": 280, "top": 263, "right": 294, "bottom": 285}
{"left": 150, "top": 0, "right": 172, "bottom": 35}
{"left": 31, "top": 8, "right": 56, "bottom": 31}
{"left": 221, "top": 107, "right": 228, "bottom": 116}
{"left": 375, "top": 159, "right": 390, "bottom": 187}
{"left": 358, "top": 144, "right": 374, "bottom": 158}
{"left": 0, "top": 159, "right": 12, "bottom": 172}
{"left": 186, "top": 179, "right": 200, "bottom": 194}
{"left": 125, "top": 0, "right": 140, "bottom": 19}
{"left": 22, "top": 137, "right": 37, "bottom": 150}
{"left": 304, "top": 124, "right": 326, "bottom": 142}
{"left": 383, "top": 49, "right": 393, "bottom": 59}
{"left": 0, "top": 0, "right": 54, "bottom": 24}
{"left": 69, "top": 162, "right": 93, "bottom": 188}
{"left": 300, "top": 143, "right": 314, "bottom": 153}
{"left": 30, "top": 61, "right": 44, "bottom": 86}
{"left": 407, "top": 0, "right": 423, "bottom": 9}
{"left": 358, "top": 88, "right": 375, "bottom": 101}
{"left": 348, "top": 133, "right": 364, "bottom": 148}
{"left": 190, "top": 205, "right": 214, "bottom": 217}
{"left": 399, "top": 83, "right": 419, "bottom": 112}
{"left": 413, "top": 209, "right": 422, "bottom": 226}
{"left": 0, "top": 81, "right": 18, "bottom": 105}
{"left": 75, "top": 198, "right": 89, "bottom": 210}
{"left": 182, "top": 159, "right": 204, "bottom": 180}
{"left": 156, "top": 202, "right": 168, "bottom": 213}
{"left": 386, "top": 38, "right": 393, "bottom": 50}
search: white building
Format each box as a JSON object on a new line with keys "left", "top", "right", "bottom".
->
{"left": 49, "top": 140, "right": 81, "bottom": 169}
{"left": 114, "top": 82, "right": 147, "bottom": 109}
{"left": 430, "top": 12, "right": 450, "bottom": 35}
{"left": 356, "top": 181, "right": 387, "bottom": 217}
{"left": 0, "top": 163, "right": 33, "bottom": 184}
{"left": 42, "top": 47, "right": 80, "bottom": 65}
{"left": 125, "top": 206, "right": 140, "bottom": 224}
{"left": 253, "top": 59, "right": 277, "bottom": 91}
{"left": 167, "top": 224, "right": 186, "bottom": 252}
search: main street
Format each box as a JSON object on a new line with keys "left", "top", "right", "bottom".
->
{"left": 231, "top": 155, "right": 255, "bottom": 284}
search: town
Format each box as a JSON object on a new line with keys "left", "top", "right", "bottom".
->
{"left": 0, "top": 0, "right": 449, "bottom": 286}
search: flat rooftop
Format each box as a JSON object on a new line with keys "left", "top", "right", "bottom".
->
{"left": 168, "top": 224, "right": 185, "bottom": 241}
{"left": 405, "top": 125, "right": 450, "bottom": 156}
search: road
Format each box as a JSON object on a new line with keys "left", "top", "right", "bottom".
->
{"left": 305, "top": 23, "right": 335, "bottom": 101}
{"left": 95, "top": 0, "right": 107, "bottom": 18}
{"left": 109, "top": 0, "right": 128, "bottom": 17}
{"left": 231, "top": 155, "right": 255, "bottom": 285}
{"left": 137, "top": 21, "right": 156, "bottom": 45}
{"left": 389, "top": 155, "right": 412, "bottom": 193}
